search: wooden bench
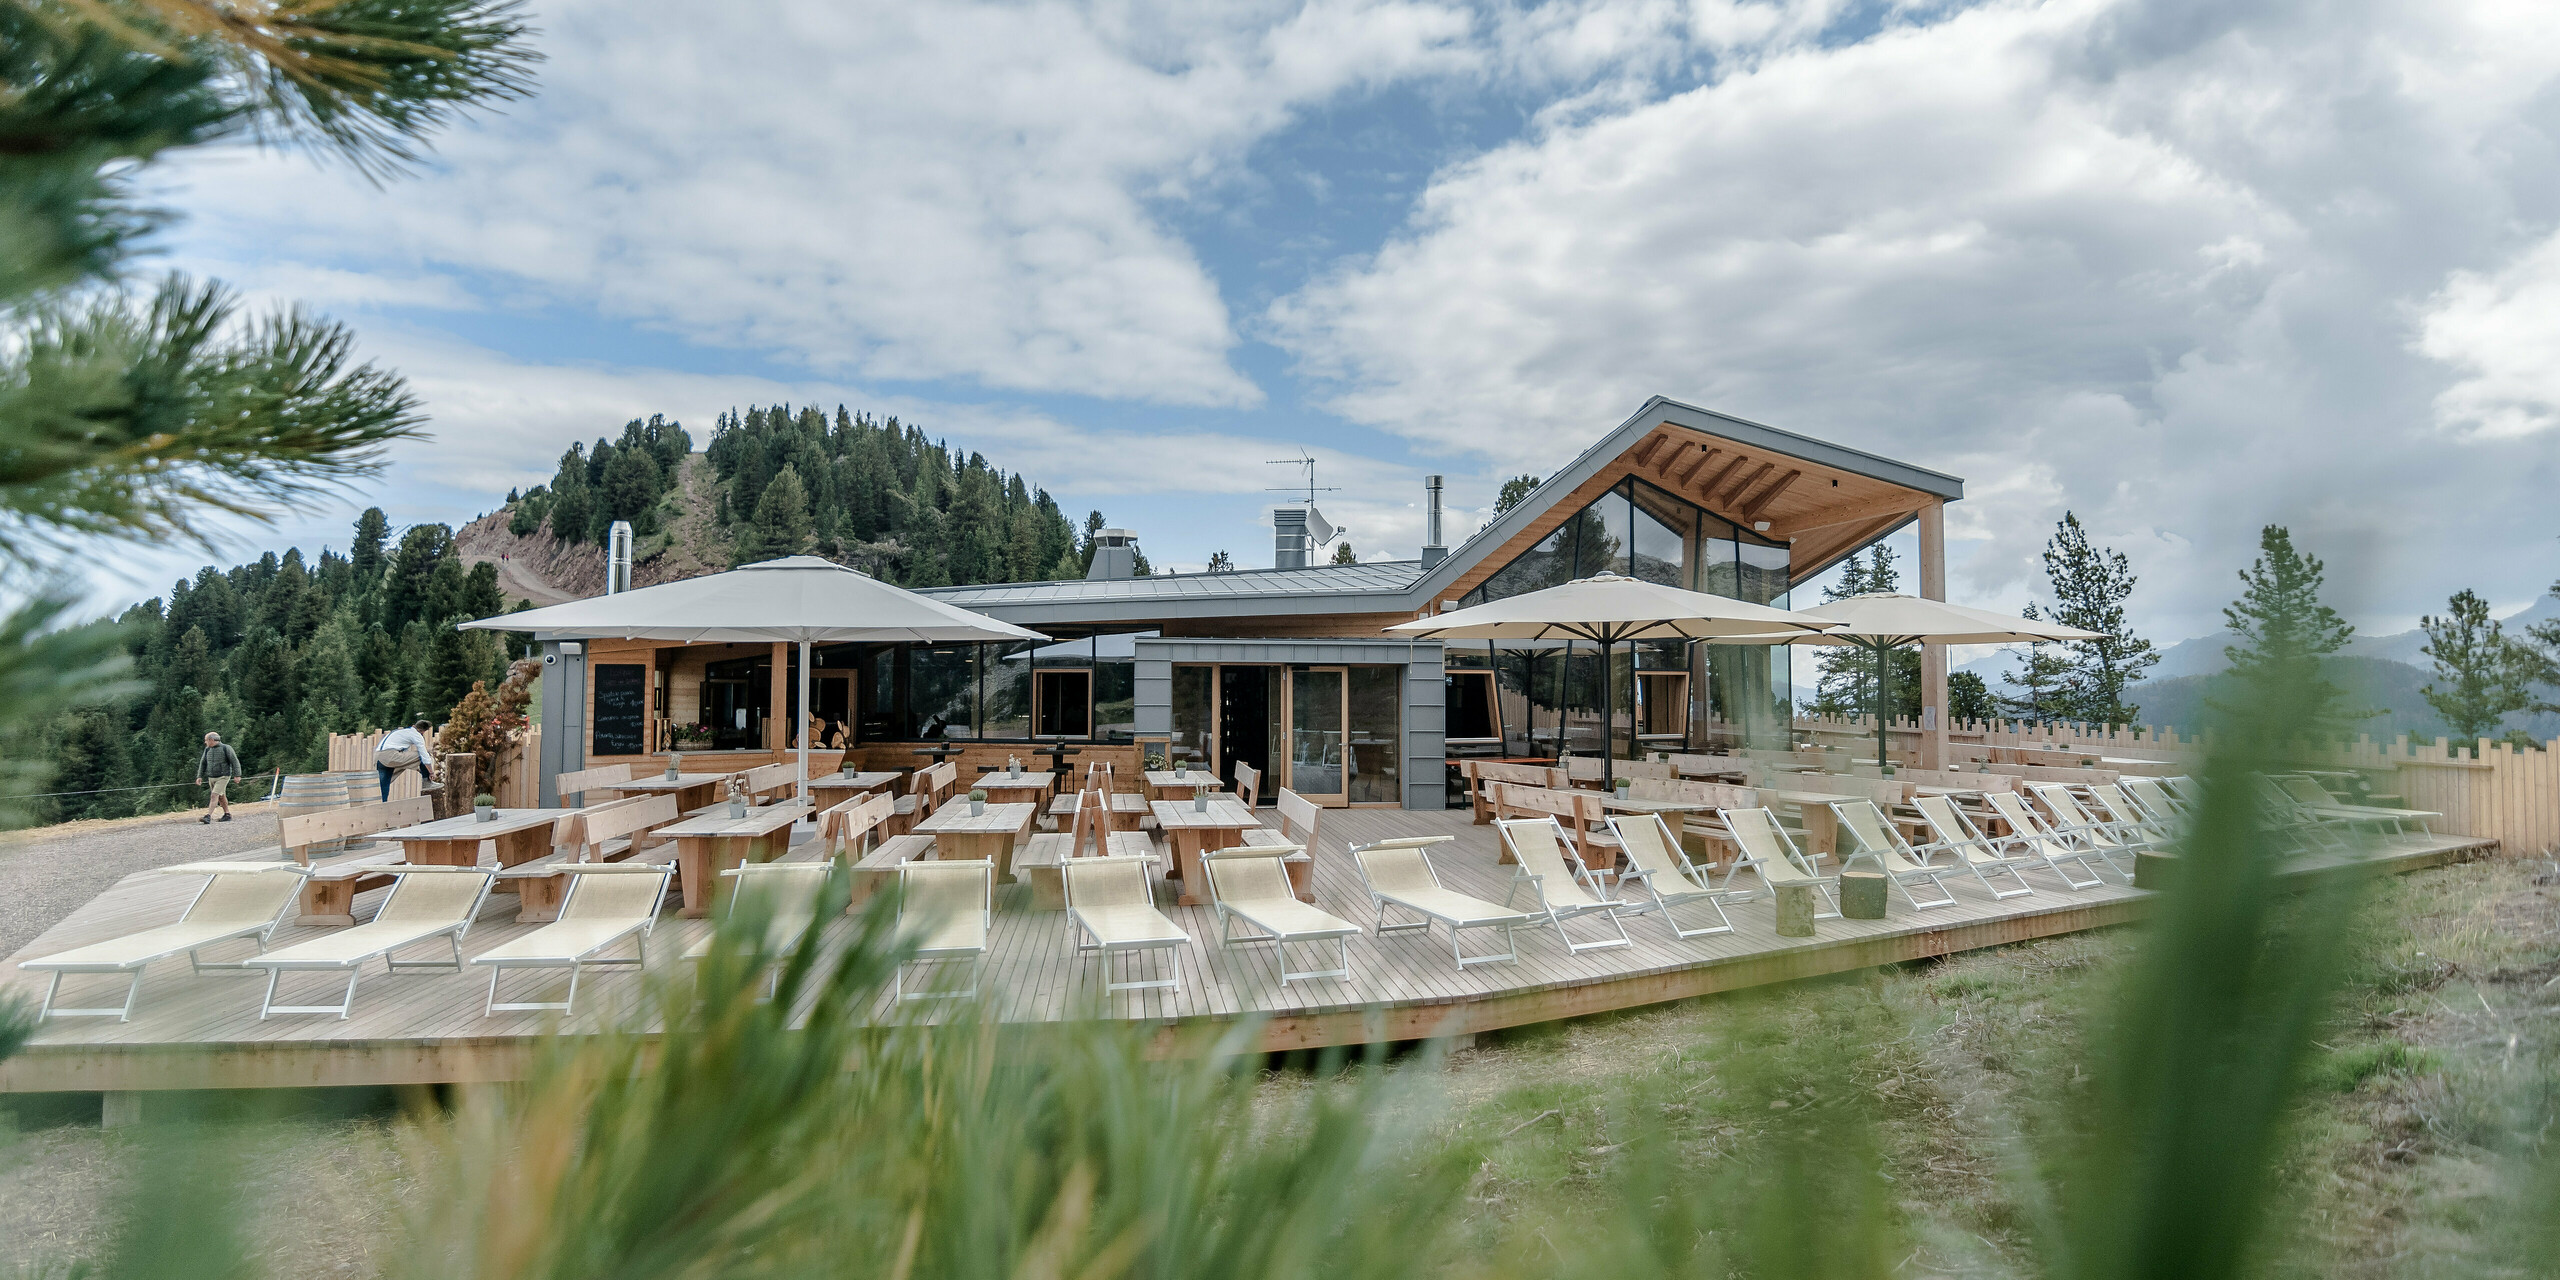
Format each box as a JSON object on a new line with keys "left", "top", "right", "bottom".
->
{"left": 888, "top": 760, "right": 958, "bottom": 836}
{"left": 554, "top": 762, "right": 634, "bottom": 807}
{"left": 737, "top": 761, "right": 802, "bottom": 805}
{"left": 849, "top": 834, "right": 937, "bottom": 906}
{"left": 1491, "top": 783, "right": 1620, "bottom": 872}
{"left": 1016, "top": 791, "right": 1157, "bottom": 910}
{"left": 498, "top": 795, "right": 681, "bottom": 922}
{"left": 817, "top": 791, "right": 897, "bottom": 858}
{"left": 283, "top": 798, "right": 437, "bottom": 925}
{"left": 1625, "top": 778, "right": 1760, "bottom": 867}
{"left": 1462, "top": 761, "right": 1566, "bottom": 825}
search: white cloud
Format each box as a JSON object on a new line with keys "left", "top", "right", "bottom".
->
{"left": 161, "top": 1, "right": 1483, "bottom": 408}
{"left": 2417, "top": 229, "right": 2560, "bottom": 438}
{"left": 1270, "top": 0, "right": 2560, "bottom": 639}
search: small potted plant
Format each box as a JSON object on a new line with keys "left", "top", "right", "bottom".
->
{"left": 839, "top": 755, "right": 857, "bottom": 776}
{"left": 968, "top": 787, "right": 987, "bottom": 817}
{"left": 1193, "top": 783, "right": 1211, "bottom": 813}
{"left": 665, "top": 751, "right": 682, "bottom": 780}
{"left": 1613, "top": 776, "right": 1632, "bottom": 800}
{"left": 1008, "top": 754, "right": 1022, "bottom": 778}
{"left": 726, "top": 775, "right": 748, "bottom": 819}
{"left": 473, "top": 793, "right": 497, "bottom": 822}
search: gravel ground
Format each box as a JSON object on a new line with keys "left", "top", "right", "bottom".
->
{"left": 0, "top": 804, "right": 283, "bottom": 958}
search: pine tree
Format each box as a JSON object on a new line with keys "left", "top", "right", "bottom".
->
{"left": 2420, "top": 589, "right": 2537, "bottom": 742}
{"left": 1811, "top": 548, "right": 1919, "bottom": 719}
{"left": 1206, "top": 550, "right": 1233, "bottom": 573}
{"left": 2214, "top": 525, "right": 2361, "bottom": 730}
{"left": 1493, "top": 475, "right": 1541, "bottom": 515}
{"left": 350, "top": 508, "right": 390, "bottom": 585}
{"left": 598, "top": 445, "right": 662, "bottom": 536}
{"left": 2039, "top": 513, "right": 2157, "bottom": 724}
{"left": 1331, "top": 542, "right": 1357, "bottom": 565}
{"left": 1948, "top": 670, "right": 1995, "bottom": 724}
{"left": 737, "top": 465, "right": 813, "bottom": 563}
{"left": 1998, "top": 603, "right": 2076, "bottom": 722}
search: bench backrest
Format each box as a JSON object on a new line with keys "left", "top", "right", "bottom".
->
{"left": 1472, "top": 761, "right": 1564, "bottom": 792}
{"left": 555, "top": 763, "right": 633, "bottom": 805}
{"left": 567, "top": 794, "right": 679, "bottom": 859}
{"left": 1272, "top": 787, "right": 1322, "bottom": 849}
{"left": 1626, "top": 777, "right": 1759, "bottom": 809}
{"left": 1491, "top": 784, "right": 1600, "bottom": 826}
{"left": 915, "top": 760, "right": 959, "bottom": 803}
{"left": 1613, "top": 758, "right": 1676, "bottom": 781}
{"left": 1071, "top": 785, "right": 1111, "bottom": 857}
{"left": 739, "top": 762, "right": 800, "bottom": 799}
{"left": 821, "top": 791, "right": 897, "bottom": 854}
{"left": 279, "top": 797, "right": 436, "bottom": 864}
{"left": 1564, "top": 756, "right": 1605, "bottom": 785}
{"left": 1233, "top": 760, "right": 1262, "bottom": 808}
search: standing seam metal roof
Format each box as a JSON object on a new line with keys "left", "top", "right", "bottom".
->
{"left": 921, "top": 559, "right": 1426, "bottom": 608}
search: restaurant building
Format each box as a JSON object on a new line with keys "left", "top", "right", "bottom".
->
{"left": 532, "top": 398, "right": 1963, "bottom": 810}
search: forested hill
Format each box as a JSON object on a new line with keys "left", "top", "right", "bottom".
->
{"left": 488, "top": 404, "right": 1141, "bottom": 591}
{"left": 40, "top": 405, "right": 1150, "bottom": 824}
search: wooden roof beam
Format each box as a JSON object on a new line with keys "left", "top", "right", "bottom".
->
{"left": 1630, "top": 433, "right": 1666, "bottom": 469}
{"left": 1764, "top": 493, "right": 1932, "bottom": 539}
{"left": 1738, "top": 469, "right": 1801, "bottom": 523}
{"left": 1673, "top": 445, "right": 1720, "bottom": 486}
{"left": 1720, "top": 461, "right": 1775, "bottom": 507}
{"left": 1696, "top": 454, "right": 1751, "bottom": 504}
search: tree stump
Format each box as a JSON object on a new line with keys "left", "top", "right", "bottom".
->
{"left": 1839, "top": 870, "right": 1888, "bottom": 920}
{"left": 1774, "top": 882, "right": 1817, "bottom": 937}
{"left": 435, "top": 752, "right": 477, "bottom": 821}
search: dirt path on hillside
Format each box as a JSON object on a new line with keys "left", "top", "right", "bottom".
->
{"left": 0, "top": 807, "right": 282, "bottom": 958}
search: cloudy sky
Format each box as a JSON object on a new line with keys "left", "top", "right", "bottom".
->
{"left": 126, "top": 0, "right": 2560, "bottom": 644}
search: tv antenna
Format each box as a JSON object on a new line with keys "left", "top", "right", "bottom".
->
{"left": 1265, "top": 453, "right": 1339, "bottom": 505}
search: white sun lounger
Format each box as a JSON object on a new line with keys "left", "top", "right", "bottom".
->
{"left": 1909, "top": 796, "right": 2037, "bottom": 900}
{"left": 1714, "top": 808, "right": 1839, "bottom": 919}
{"left": 18, "top": 862, "right": 311, "bottom": 1021}
{"left": 685, "top": 861, "right": 837, "bottom": 999}
{"left": 2087, "top": 783, "right": 2173, "bottom": 845}
{"left": 2269, "top": 775, "right": 2438, "bottom": 836}
{"left": 2028, "top": 784, "right": 2144, "bottom": 871}
{"left": 245, "top": 866, "right": 495, "bottom": 1019}
{"left": 1203, "top": 845, "right": 1360, "bottom": 986}
{"left": 897, "top": 859, "right": 992, "bottom": 1001}
{"left": 1351, "top": 835, "right": 1532, "bottom": 969}
{"left": 472, "top": 863, "right": 674, "bottom": 1016}
{"left": 1984, "top": 792, "right": 2113, "bottom": 889}
{"left": 2121, "top": 777, "right": 2187, "bottom": 826}
{"left": 1829, "top": 801, "right": 1961, "bottom": 910}
{"left": 1497, "top": 818, "right": 1632, "bottom": 954}
{"left": 1604, "top": 813, "right": 1737, "bottom": 939}
{"left": 1062, "top": 855, "right": 1187, "bottom": 994}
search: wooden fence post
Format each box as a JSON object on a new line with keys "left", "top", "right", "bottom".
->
{"left": 436, "top": 753, "right": 477, "bottom": 821}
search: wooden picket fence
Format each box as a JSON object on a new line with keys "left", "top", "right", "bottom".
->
{"left": 1792, "top": 713, "right": 2559, "bottom": 857}
{"left": 325, "top": 728, "right": 542, "bottom": 808}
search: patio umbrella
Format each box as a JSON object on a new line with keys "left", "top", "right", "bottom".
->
{"left": 1713, "top": 593, "right": 2102, "bottom": 771}
{"left": 1385, "top": 573, "right": 1841, "bottom": 787}
{"left": 459, "top": 556, "right": 1045, "bottom": 803}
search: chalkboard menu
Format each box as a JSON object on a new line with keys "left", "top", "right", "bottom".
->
{"left": 592, "top": 663, "right": 646, "bottom": 756}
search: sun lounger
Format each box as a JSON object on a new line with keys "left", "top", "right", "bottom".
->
{"left": 472, "top": 862, "right": 674, "bottom": 1016}
{"left": 1496, "top": 818, "right": 1632, "bottom": 953}
{"left": 1909, "top": 796, "right": 2037, "bottom": 900}
{"left": 2028, "top": 784, "right": 2144, "bottom": 871}
{"left": 245, "top": 866, "right": 496, "bottom": 1019}
{"left": 1061, "top": 855, "right": 1187, "bottom": 994}
{"left": 2086, "top": 783, "right": 2173, "bottom": 844}
{"left": 1714, "top": 808, "right": 1840, "bottom": 918}
{"left": 897, "top": 859, "right": 992, "bottom": 1001}
{"left": 2269, "top": 775, "right": 2438, "bottom": 835}
{"left": 1984, "top": 792, "right": 2114, "bottom": 889}
{"left": 1203, "top": 845, "right": 1361, "bottom": 986}
{"left": 1604, "top": 813, "right": 1736, "bottom": 939}
{"left": 1829, "top": 800, "right": 1961, "bottom": 910}
{"left": 19, "top": 862, "right": 311, "bottom": 1021}
{"left": 2120, "top": 777, "right": 2187, "bottom": 827}
{"left": 1351, "top": 835, "right": 1532, "bottom": 969}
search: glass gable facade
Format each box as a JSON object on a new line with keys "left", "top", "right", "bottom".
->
{"left": 1456, "top": 477, "right": 1797, "bottom": 755}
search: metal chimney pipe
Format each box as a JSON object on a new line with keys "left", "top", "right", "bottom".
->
{"left": 606, "top": 520, "right": 633, "bottom": 594}
{"left": 1419, "top": 476, "right": 1446, "bottom": 568}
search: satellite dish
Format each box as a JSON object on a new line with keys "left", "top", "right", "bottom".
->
{"left": 1303, "top": 504, "right": 1337, "bottom": 547}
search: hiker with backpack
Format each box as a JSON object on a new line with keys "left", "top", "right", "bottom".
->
{"left": 373, "top": 720, "right": 444, "bottom": 801}
{"left": 196, "top": 731, "right": 241, "bottom": 824}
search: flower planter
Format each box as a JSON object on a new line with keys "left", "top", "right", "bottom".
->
{"left": 474, "top": 805, "right": 496, "bottom": 823}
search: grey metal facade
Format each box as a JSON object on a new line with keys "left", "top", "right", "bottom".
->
{"left": 1131, "top": 637, "right": 1446, "bottom": 810}
{"left": 535, "top": 640, "right": 587, "bottom": 807}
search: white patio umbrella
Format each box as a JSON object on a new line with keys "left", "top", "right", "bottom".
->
{"left": 1712, "top": 593, "right": 2102, "bottom": 771}
{"left": 1386, "top": 573, "right": 1841, "bottom": 786}
{"left": 459, "top": 556, "right": 1046, "bottom": 803}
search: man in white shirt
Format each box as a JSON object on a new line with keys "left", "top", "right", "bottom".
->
{"left": 373, "top": 720, "right": 442, "bottom": 801}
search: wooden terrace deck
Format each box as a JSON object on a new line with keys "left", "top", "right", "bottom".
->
{"left": 0, "top": 809, "right": 2491, "bottom": 1093}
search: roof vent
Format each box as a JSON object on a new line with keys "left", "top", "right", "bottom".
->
{"left": 1273, "top": 504, "right": 1337, "bottom": 569}
{"left": 1420, "top": 475, "right": 1446, "bottom": 569}
{"left": 606, "top": 520, "right": 633, "bottom": 594}
{"left": 1086, "top": 528, "right": 1137, "bottom": 580}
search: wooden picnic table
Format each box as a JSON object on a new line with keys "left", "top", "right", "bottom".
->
{"left": 970, "top": 771, "right": 1056, "bottom": 806}
{"left": 657, "top": 802, "right": 812, "bottom": 917}
{"left": 1142, "top": 769, "right": 1226, "bottom": 801}
{"left": 609, "top": 773, "right": 732, "bottom": 810}
{"left": 1151, "top": 798, "right": 1261, "bottom": 906}
{"left": 1769, "top": 789, "right": 1862, "bottom": 858}
{"left": 912, "top": 800, "right": 1038, "bottom": 877}
{"left": 377, "top": 809, "right": 568, "bottom": 869}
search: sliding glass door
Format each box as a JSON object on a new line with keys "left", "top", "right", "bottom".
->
{"left": 1285, "top": 666, "right": 1346, "bottom": 803}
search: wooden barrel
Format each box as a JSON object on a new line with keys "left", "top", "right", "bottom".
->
{"left": 276, "top": 773, "right": 355, "bottom": 858}
{"left": 334, "top": 769, "right": 380, "bottom": 809}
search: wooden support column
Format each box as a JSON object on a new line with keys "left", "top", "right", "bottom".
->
{"left": 1918, "top": 502, "right": 1948, "bottom": 771}
{"left": 769, "top": 643, "right": 789, "bottom": 751}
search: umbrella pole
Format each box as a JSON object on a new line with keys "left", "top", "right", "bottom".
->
{"left": 1602, "top": 639, "right": 1616, "bottom": 789}
{"left": 798, "top": 639, "right": 812, "bottom": 806}
{"left": 1873, "top": 640, "right": 1891, "bottom": 773}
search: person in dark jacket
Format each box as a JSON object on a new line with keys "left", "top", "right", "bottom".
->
{"left": 197, "top": 731, "right": 242, "bottom": 824}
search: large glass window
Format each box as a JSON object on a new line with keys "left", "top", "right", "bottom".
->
{"left": 1630, "top": 481, "right": 1689, "bottom": 587}
{"left": 909, "top": 645, "right": 975, "bottom": 740}
{"left": 981, "top": 641, "right": 1034, "bottom": 739}
{"left": 1480, "top": 523, "right": 1574, "bottom": 601}
{"left": 1577, "top": 484, "right": 1632, "bottom": 578}
{"left": 1347, "top": 666, "right": 1402, "bottom": 804}
{"left": 1170, "top": 665, "right": 1214, "bottom": 767}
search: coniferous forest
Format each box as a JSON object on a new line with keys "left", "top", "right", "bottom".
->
{"left": 33, "top": 406, "right": 1137, "bottom": 824}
